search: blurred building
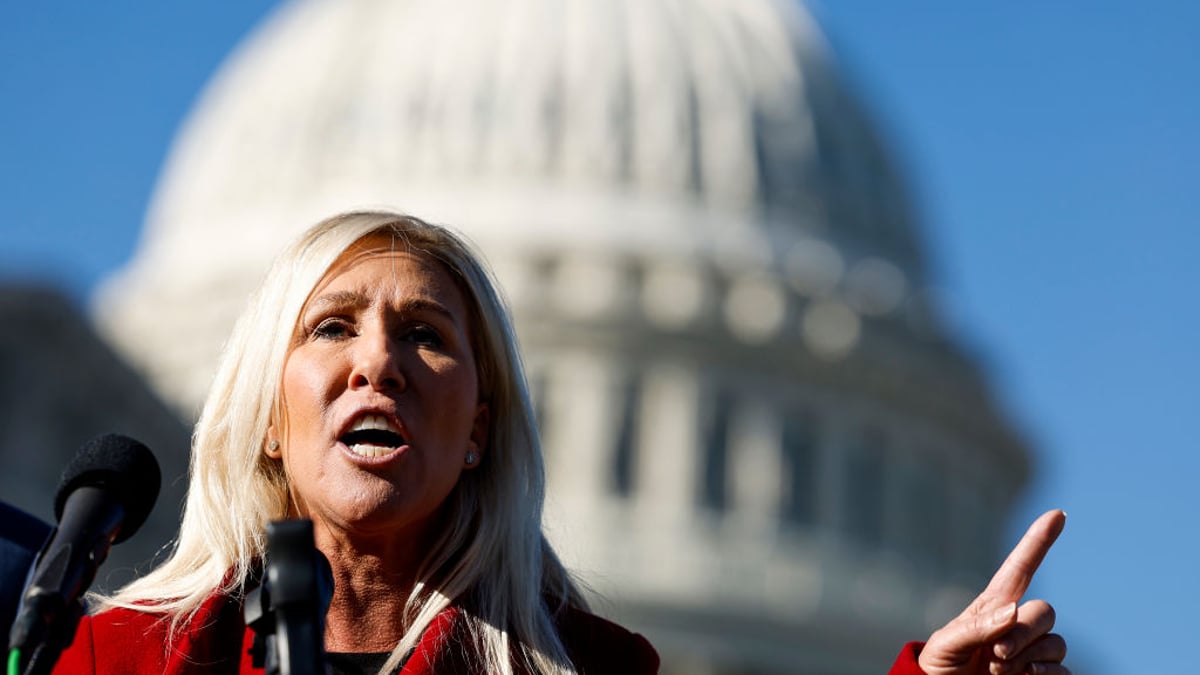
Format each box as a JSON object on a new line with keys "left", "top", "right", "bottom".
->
{"left": 0, "top": 286, "right": 191, "bottom": 591}
{"left": 69, "top": 0, "right": 1031, "bottom": 672}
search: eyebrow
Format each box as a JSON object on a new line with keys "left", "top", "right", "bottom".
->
{"left": 304, "top": 290, "right": 458, "bottom": 322}
{"left": 306, "top": 290, "right": 369, "bottom": 313}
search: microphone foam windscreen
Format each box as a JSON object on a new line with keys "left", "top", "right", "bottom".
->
{"left": 55, "top": 434, "right": 162, "bottom": 543}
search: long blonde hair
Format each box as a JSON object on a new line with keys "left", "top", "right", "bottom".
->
{"left": 98, "top": 211, "right": 587, "bottom": 674}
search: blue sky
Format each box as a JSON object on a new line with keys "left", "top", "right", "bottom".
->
{"left": 2, "top": 2, "right": 1196, "bottom": 673}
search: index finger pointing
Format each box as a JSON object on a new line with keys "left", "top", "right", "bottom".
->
{"left": 984, "top": 509, "right": 1066, "bottom": 602}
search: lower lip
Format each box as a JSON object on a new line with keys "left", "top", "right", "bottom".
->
{"left": 338, "top": 442, "right": 409, "bottom": 466}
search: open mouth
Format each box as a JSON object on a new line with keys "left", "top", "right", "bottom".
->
{"left": 340, "top": 414, "right": 407, "bottom": 458}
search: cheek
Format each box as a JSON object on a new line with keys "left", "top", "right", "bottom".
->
{"left": 433, "top": 363, "right": 480, "bottom": 412}
{"left": 281, "top": 351, "right": 339, "bottom": 435}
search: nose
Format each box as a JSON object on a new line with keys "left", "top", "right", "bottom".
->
{"left": 347, "top": 327, "right": 406, "bottom": 392}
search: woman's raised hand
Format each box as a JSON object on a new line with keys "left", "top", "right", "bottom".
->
{"left": 918, "top": 510, "right": 1070, "bottom": 675}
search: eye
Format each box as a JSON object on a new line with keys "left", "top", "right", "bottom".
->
{"left": 402, "top": 324, "right": 443, "bottom": 347}
{"left": 311, "top": 317, "right": 354, "bottom": 340}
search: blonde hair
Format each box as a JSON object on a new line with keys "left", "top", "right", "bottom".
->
{"left": 97, "top": 211, "right": 586, "bottom": 674}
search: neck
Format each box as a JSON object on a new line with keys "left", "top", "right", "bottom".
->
{"left": 316, "top": 528, "right": 430, "bottom": 653}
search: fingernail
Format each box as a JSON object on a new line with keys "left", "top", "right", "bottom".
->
{"left": 994, "top": 637, "right": 1014, "bottom": 659}
{"left": 989, "top": 602, "right": 1016, "bottom": 628}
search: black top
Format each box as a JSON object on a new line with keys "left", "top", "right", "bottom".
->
{"left": 326, "top": 651, "right": 395, "bottom": 675}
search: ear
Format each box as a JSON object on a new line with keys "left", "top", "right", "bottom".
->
{"left": 466, "top": 403, "right": 490, "bottom": 468}
{"left": 265, "top": 425, "right": 283, "bottom": 459}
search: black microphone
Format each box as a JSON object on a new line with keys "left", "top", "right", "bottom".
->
{"left": 245, "top": 520, "right": 334, "bottom": 675}
{"left": 7, "top": 434, "right": 161, "bottom": 675}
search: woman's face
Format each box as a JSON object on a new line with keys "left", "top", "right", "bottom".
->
{"left": 275, "top": 237, "right": 488, "bottom": 543}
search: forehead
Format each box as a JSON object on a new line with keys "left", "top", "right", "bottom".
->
{"left": 307, "top": 236, "right": 466, "bottom": 308}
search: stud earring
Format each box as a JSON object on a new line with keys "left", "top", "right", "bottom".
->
{"left": 465, "top": 451, "right": 478, "bottom": 467}
{"left": 267, "top": 440, "right": 280, "bottom": 453}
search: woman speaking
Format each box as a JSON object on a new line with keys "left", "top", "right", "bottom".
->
{"left": 51, "top": 211, "right": 1068, "bottom": 674}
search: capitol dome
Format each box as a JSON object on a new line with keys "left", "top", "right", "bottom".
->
{"left": 95, "top": 0, "right": 1031, "bottom": 672}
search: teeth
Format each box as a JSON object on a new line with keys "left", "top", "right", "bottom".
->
{"left": 349, "top": 414, "right": 399, "bottom": 434}
{"left": 349, "top": 443, "right": 393, "bottom": 458}
{"left": 345, "top": 413, "right": 404, "bottom": 458}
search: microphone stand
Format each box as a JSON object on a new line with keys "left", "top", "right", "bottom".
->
{"left": 7, "top": 489, "right": 120, "bottom": 675}
{"left": 245, "top": 519, "right": 333, "bottom": 675}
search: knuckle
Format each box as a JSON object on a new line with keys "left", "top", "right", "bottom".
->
{"left": 1020, "top": 598, "right": 1056, "bottom": 630}
{"left": 1045, "top": 632, "right": 1069, "bottom": 659}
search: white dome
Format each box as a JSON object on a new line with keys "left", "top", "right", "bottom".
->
{"left": 97, "top": 0, "right": 940, "bottom": 410}
{"left": 119, "top": 0, "right": 927, "bottom": 282}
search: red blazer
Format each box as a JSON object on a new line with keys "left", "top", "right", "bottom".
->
{"left": 890, "top": 643, "right": 927, "bottom": 675}
{"left": 51, "top": 591, "right": 658, "bottom": 674}
{"left": 51, "top": 591, "right": 927, "bottom": 673}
